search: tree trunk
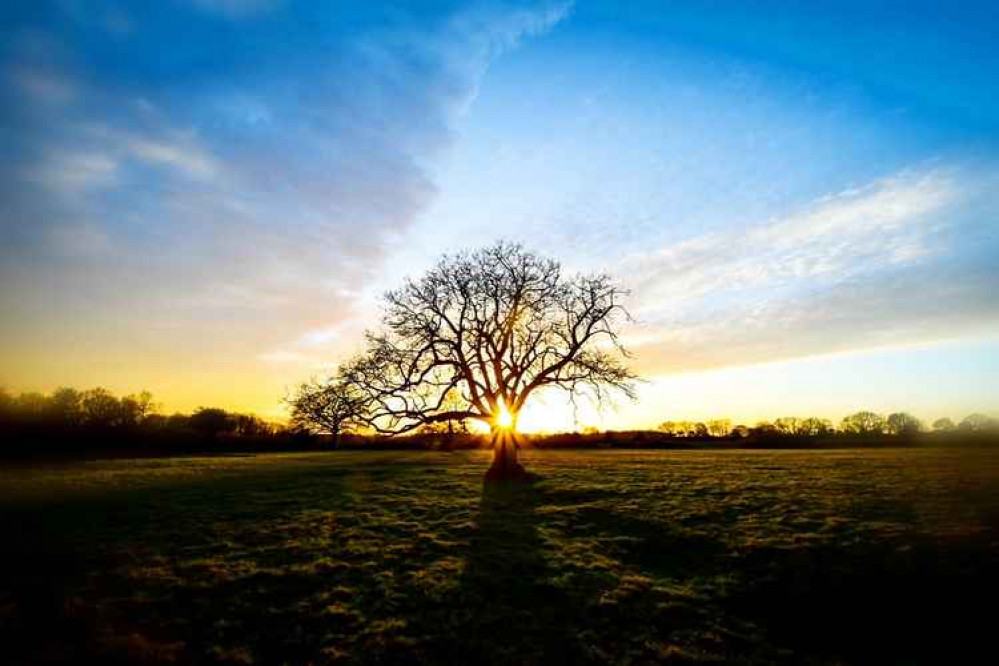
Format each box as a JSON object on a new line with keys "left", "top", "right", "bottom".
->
{"left": 440, "top": 420, "right": 454, "bottom": 452}
{"left": 485, "top": 426, "right": 527, "bottom": 481}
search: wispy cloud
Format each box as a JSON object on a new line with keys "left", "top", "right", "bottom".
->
{"left": 624, "top": 166, "right": 999, "bottom": 374}
{"left": 629, "top": 170, "right": 956, "bottom": 311}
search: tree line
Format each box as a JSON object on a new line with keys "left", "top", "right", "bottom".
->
{"left": 0, "top": 387, "right": 300, "bottom": 458}
{"left": 658, "top": 411, "right": 998, "bottom": 439}
{"left": 2, "top": 384, "right": 996, "bottom": 460}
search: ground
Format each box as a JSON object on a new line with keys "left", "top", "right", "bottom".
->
{"left": 1, "top": 449, "right": 997, "bottom": 665}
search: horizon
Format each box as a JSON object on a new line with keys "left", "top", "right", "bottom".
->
{"left": 2, "top": 1, "right": 998, "bottom": 431}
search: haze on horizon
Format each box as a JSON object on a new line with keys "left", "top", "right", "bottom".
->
{"left": 2, "top": 1, "right": 998, "bottom": 431}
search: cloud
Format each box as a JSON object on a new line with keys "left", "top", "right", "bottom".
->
{"left": 25, "top": 149, "right": 118, "bottom": 193}
{"left": 118, "top": 132, "right": 218, "bottom": 180}
{"left": 628, "top": 170, "right": 957, "bottom": 312}
{"left": 624, "top": 166, "right": 999, "bottom": 375}
{"left": 0, "top": 1, "right": 571, "bottom": 394}
{"left": 11, "top": 66, "right": 77, "bottom": 105}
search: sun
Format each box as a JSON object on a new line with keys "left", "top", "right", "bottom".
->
{"left": 494, "top": 399, "right": 514, "bottom": 430}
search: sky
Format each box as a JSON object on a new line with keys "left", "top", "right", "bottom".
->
{"left": 1, "top": 0, "right": 998, "bottom": 430}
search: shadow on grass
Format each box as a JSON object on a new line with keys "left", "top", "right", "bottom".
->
{"left": 423, "top": 475, "right": 586, "bottom": 665}
{"left": 3, "top": 456, "right": 997, "bottom": 665}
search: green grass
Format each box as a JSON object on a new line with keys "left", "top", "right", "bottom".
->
{"left": 2, "top": 449, "right": 997, "bottom": 664}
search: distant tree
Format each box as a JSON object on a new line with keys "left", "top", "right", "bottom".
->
{"left": 886, "top": 412, "right": 922, "bottom": 436}
{"left": 659, "top": 420, "right": 697, "bottom": 437}
{"left": 959, "top": 413, "right": 998, "bottom": 433}
{"left": 731, "top": 424, "right": 750, "bottom": 438}
{"left": 232, "top": 413, "right": 273, "bottom": 437}
{"left": 81, "top": 388, "right": 123, "bottom": 428}
{"left": 706, "top": 418, "right": 732, "bottom": 438}
{"left": 119, "top": 391, "right": 157, "bottom": 428}
{"left": 14, "top": 392, "right": 48, "bottom": 420}
{"left": 840, "top": 411, "right": 887, "bottom": 435}
{"left": 189, "top": 407, "right": 235, "bottom": 439}
{"left": 799, "top": 417, "right": 833, "bottom": 437}
{"left": 753, "top": 421, "right": 778, "bottom": 437}
{"left": 774, "top": 417, "right": 802, "bottom": 436}
{"left": 421, "top": 390, "right": 471, "bottom": 450}
{"left": 691, "top": 422, "right": 709, "bottom": 438}
{"left": 0, "top": 388, "right": 13, "bottom": 417}
{"left": 48, "top": 387, "right": 83, "bottom": 427}
{"left": 288, "top": 378, "right": 368, "bottom": 447}
{"left": 166, "top": 413, "right": 193, "bottom": 431}
{"left": 932, "top": 417, "right": 956, "bottom": 432}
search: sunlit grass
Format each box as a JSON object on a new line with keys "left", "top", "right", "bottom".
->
{"left": 1, "top": 449, "right": 997, "bottom": 664}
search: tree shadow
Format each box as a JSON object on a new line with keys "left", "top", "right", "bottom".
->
{"left": 427, "top": 475, "right": 585, "bottom": 665}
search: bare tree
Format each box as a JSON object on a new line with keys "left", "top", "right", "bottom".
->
{"left": 339, "top": 242, "right": 637, "bottom": 479}
{"left": 932, "top": 417, "right": 956, "bottom": 432}
{"left": 886, "top": 412, "right": 922, "bottom": 436}
{"left": 288, "top": 378, "right": 368, "bottom": 447}
{"left": 840, "top": 411, "right": 887, "bottom": 435}
{"left": 706, "top": 418, "right": 732, "bottom": 438}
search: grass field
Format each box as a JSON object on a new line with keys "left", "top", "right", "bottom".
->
{"left": 2, "top": 449, "right": 997, "bottom": 665}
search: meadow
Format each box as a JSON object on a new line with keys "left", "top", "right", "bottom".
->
{"left": 2, "top": 449, "right": 997, "bottom": 665}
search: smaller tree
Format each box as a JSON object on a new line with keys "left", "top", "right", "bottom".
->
{"left": 753, "top": 421, "right": 778, "bottom": 437}
{"left": 886, "top": 412, "right": 922, "bottom": 436}
{"left": 774, "top": 417, "right": 802, "bottom": 436}
{"left": 799, "top": 417, "right": 833, "bottom": 437}
{"left": 119, "top": 391, "right": 157, "bottom": 428}
{"left": 731, "top": 424, "right": 750, "bottom": 438}
{"left": 190, "top": 407, "right": 235, "bottom": 440}
{"left": 932, "top": 417, "right": 956, "bottom": 432}
{"left": 81, "top": 388, "right": 123, "bottom": 428}
{"left": 288, "top": 378, "right": 368, "bottom": 447}
{"left": 706, "top": 418, "right": 732, "bottom": 438}
{"left": 48, "top": 387, "right": 84, "bottom": 427}
{"left": 840, "top": 411, "right": 887, "bottom": 435}
{"left": 232, "top": 413, "right": 273, "bottom": 437}
{"left": 959, "top": 413, "right": 998, "bottom": 433}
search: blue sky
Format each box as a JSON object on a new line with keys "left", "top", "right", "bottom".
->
{"left": 1, "top": 1, "right": 997, "bottom": 426}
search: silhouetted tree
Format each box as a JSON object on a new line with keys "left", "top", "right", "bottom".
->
{"left": 288, "top": 378, "right": 367, "bottom": 447}
{"left": 706, "top": 418, "right": 732, "bottom": 438}
{"left": 189, "top": 407, "right": 235, "bottom": 440}
{"left": 337, "top": 242, "right": 636, "bottom": 479}
{"left": 15, "top": 392, "right": 48, "bottom": 421}
{"left": 959, "top": 413, "right": 998, "bottom": 432}
{"left": 119, "top": 391, "right": 156, "bottom": 428}
{"left": 753, "top": 421, "right": 779, "bottom": 437}
{"left": 774, "top": 417, "right": 802, "bottom": 436}
{"left": 886, "top": 412, "right": 922, "bottom": 436}
{"left": 840, "top": 411, "right": 887, "bottom": 435}
{"left": 799, "top": 417, "right": 833, "bottom": 436}
{"left": 81, "top": 388, "right": 123, "bottom": 428}
{"left": 232, "top": 413, "right": 273, "bottom": 438}
{"left": 932, "top": 417, "right": 956, "bottom": 432}
{"left": 48, "top": 387, "right": 83, "bottom": 427}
